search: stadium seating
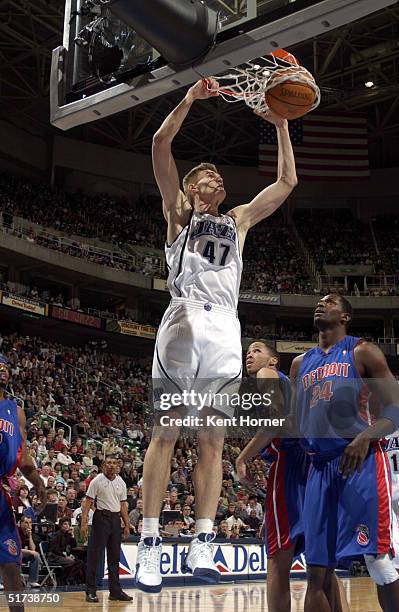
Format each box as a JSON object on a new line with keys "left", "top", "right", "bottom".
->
{"left": 2, "top": 173, "right": 399, "bottom": 295}
{"left": 294, "top": 209, "right": 377, "bottom": 270}
{"left": 3, "top": 333, "right": 265, "bottom": 543}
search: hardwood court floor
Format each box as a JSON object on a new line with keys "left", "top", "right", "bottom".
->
{"left": 0, "top": 578, "right": 382, "bottom": 611}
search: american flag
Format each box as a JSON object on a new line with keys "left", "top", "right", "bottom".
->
{"left": 259, "top": 112, "right": 370, "bottom": 180}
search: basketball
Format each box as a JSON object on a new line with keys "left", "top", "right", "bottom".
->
{"left": 265, "top": 68, "right": 317, "bottom": 119}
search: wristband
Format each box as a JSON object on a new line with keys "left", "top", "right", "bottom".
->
{"left": 380, "top": 405, "right": 399, "bottom": 430}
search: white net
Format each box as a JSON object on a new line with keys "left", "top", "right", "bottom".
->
{"left": 207, "top": 49, "right": 321, "bottom": 114}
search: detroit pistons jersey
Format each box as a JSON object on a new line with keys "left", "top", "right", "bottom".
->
{"left": 296, "top": 335, "right": 372, "bottom": 458}
{"left": 0, "top": 398, "right": 23, "bottom": 476}
{"left": 166, "top": 211, "right": 242, "bottom": 309}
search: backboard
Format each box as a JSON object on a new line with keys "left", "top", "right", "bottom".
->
{"left": 51, "top": 0, "right": 397, "bottom": 130}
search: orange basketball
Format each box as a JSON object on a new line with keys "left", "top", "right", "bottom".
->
{"left": 265, "top": 69, "right": 317, "bottom": 120}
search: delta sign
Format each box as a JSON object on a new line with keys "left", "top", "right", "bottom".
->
{"left": 103, "top": 542, "right": 306, "bottom": 580}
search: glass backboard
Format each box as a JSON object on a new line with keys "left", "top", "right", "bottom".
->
{"left": 51, "top": 0, "right": 396, "bottom": 130}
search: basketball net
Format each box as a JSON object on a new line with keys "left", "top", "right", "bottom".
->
{"left": 207, "top": 49, "right": 321, "bottom": 114}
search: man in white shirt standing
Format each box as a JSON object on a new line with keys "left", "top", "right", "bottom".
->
{"left": 81, "top": 455, "right": 133, "bottom": 603}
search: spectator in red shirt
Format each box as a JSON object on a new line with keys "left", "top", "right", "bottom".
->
{"left": 75, "top": 438, "right": 84, "bottom": 454}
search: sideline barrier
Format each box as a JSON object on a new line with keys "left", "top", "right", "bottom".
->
{"left": 102, "top": 539, "right": 306, "bottom": 585}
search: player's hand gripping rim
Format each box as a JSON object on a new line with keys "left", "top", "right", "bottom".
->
{"left": 339, "top": 436, "right": 370, "bottom": 478}
{"left": 187, "top": 78, "right": 219, "bottom": 101}
{"left": 255, "top": 108, "right": 287, "bottom": 129}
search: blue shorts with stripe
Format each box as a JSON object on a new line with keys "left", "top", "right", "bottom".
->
{"left": 0, "top": 486, "right": 21, "bottom": 565}
{"left": 303, "top": 444, "right": 393, "bottom": 567}
{"left": 265, "top": 444, "right": 310, "bottom": 559}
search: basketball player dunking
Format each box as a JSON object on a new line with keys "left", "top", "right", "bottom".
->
{"left": 291, "top": 294, "right": 399, "bottom": 612}
{"left": 135, "top": 79, "right": 298, "bottom": 593}
{"left": 0, "top": 356, "right": 47, "bottom": 612}
{"left": 236, "top": 342, "right": 349, "bottom": 612}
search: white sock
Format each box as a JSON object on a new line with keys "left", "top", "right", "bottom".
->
{"left": 195, "top": 518, "right": 214, "bottom": 536}
{"left": 141, "top": 517, "right": 160, "bottom": 539}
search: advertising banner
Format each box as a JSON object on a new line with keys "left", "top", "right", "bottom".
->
{"left": 276, "top": 341, "right": 317, "bottom": 354}
{"left": 2, "top": 292, "right": 48, "bottom": 316}
{"left": 107, "top": 319, "right": 156, "bottom": 339}
{"left": 238, "top": 292, "right": 280, "bottom": 305}
{"left": 104, "top": 542, "right": 306, "bottom": 580}
{"left": 51, "top": 306, "right": 101, "bottom": 329}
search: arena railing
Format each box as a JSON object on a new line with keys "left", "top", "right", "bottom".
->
{"left": 0, "top": 282, "right": 122, "bottom": 323}
{"left": 39, "top": 414, "right": 72, "bottom": 446}
{"left": 6, "top": 392, "right": 24, "bottom": 412}
{"left": 95, "top": 378, "right": 124, "bottom": 405}
{"left": 378, "top": 337, "right": 399, "bottom": 344}
{"left": 0, "top": 217, "right": 164, "bottom": 276}
{"left": 288, "top": 217, "right": 321, "bottom": 290}
{"left": 65, "top": 363, "right": 88, "bottom": 384}
{"left": 320, "top": 274, "right": 398, "bottom": 294}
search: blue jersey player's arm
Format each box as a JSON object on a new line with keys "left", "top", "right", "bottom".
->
{"left": 339, "top": 341, "right": 399, "bottom": 477}
{"left": 289, "top": 353, "right": 306, "bottom": 435}
{"left": 17, "top": 405, "right": 47, "bottom": 512}
{"left": 236, "top": 367, "right": 284, "bottom": 484}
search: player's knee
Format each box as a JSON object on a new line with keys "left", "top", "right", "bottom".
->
{"left": 149, "top": 429, "right": 178, "bottom": 450}
{"left": 364, "top": 554, "right": 399, "bottom": 586}
{"left": 197, "top": 434, "right": 224, "bottom": 457}
{"left": 306, "top": 566, "right": 328, "bottom": 591}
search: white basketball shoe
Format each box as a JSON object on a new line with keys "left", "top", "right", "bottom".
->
{"left": 134, "top": 536, "right": 162, "bottom": 593}
{"left": 184, "top": 532, "right": 221, "bottom": 583}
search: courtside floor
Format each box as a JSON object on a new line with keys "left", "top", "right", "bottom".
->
{"left": 0, "top": 578, "right": 380, "bottom": 611}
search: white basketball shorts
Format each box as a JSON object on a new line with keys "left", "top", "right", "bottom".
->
{"left": 152, "top": 297, "right": 242, "bottom": 417}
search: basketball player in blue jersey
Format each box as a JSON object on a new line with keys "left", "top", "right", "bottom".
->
{"left": 290, "top": 294, "right": 399, "bottom": 612}
{"left": 0, "top": 356, "right": 46, "bottom": 611}
{"left": 236, "top": 342, "right": 348, "bottom": 612}
{"left": 135, "top": 78, "right": 298, "bottom": 593}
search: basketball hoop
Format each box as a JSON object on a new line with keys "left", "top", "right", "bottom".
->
{"left": 207, "top": 49, "right": 321, "bottom": 114}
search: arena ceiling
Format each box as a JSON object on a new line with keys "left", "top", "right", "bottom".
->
{"left": 1, "top": 1, "right": 399, "bottom": 168}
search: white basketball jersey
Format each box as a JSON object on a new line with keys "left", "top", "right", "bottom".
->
{"left": 386, "top": 432, "right": 399, "bottom": 508}
{"left": 166, "top": 210, "right": 242, "bottom": 309}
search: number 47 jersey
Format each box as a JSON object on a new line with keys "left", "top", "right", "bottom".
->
{"left": 166, "top": 211, "right": 242, "bottom": 310}
{"left": 153, "top": 210, "right": 243, "bottom": 417}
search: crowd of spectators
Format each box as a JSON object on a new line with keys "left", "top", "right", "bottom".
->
{"left": 0, "top": 330, "right": 266, "bottom": 582}
{"left": 3, "top": 172, "right": 399, "bottom": 296}
{"left": 372, "top": 215, "right": 399, "bottom": 276}
{"left": 243, "top": 322, "right": 314, "bottom": 341}
{"left": 295, "top": 209, "right": 380, "bottom": 272}
{"left": 0, "top": 172, "right": 317, "bottom": 294}
{"left": 241, "top": 216, "right": 314, "bottom": 295}
{"left": 0, "top": 173, "right": 160, "bottom": 248}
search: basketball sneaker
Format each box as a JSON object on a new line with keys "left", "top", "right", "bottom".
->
{"left": 183, "top": 532, "right": 220, "bottom": 583}
{"left": 134, "top": 536, "right": 162, "bottom": 593}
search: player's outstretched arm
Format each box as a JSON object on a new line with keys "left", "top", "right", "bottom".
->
{"left": 340, "top": 342, "right": 399, "bottom": 477}
{"left": 152, "top": 79, "right": 219, "bottom": 224}
{"left": 17, "top": 405, "right": 47, "bottom": 512}
{"left": 236, "top": 366, "right": 283, "bottom": 482}
{"left": 228, "top": 110, "right": 297, "bottom": 232}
